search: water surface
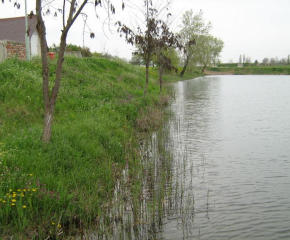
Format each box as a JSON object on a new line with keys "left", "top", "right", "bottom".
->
{"left": 162, "top": 75, "right": 290, "bottom": 239}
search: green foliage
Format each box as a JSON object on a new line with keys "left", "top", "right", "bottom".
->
{"left": 0, "top": 56, "right": 187, "bottom": 238}
{"left": 195, "top": 35, "right": 224, "bottom": 68}
{"left": 152, "top": 48, "right": 180, "bottom": 70}
{"left": 217, "top": 63, "right": 238, "bottom": 67}
{"left": 49, "top": 44, "right": 93, "bottom": 57}
{"left": 164, "top": 48, "right": 180, "bottom": 68}
{"left": 130, "top": 53, "right": 144, "bottom": 66}
{"left": 179, "top": 10, "right": 224, "bottom": 71}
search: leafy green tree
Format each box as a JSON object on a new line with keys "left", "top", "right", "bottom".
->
{"left": 179, "top": 10, "right": 211, "bottom": 77}
{"left": 130, "top": 52, "right": 144, "bottom": 66}
{"left": 178, "top": 10, "right": 223, "bottom": 75}
{"left": 162, "top": 48, "right": 180, "bottom": 70}
{"left": 197, "top": 35, "right": 224, "bottom": 73}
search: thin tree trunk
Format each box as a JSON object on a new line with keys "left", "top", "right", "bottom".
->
{"left": 144, "top": 0, "right": 150, "bottom": 97}
{"left": 201, "top": 63, "right": 207, "bottom": 73}
{"left": 180, "top": 54, "right": 190, "bottom": 77}
{"left": 36, "top": 0, "right": 87, "bottom": 142}
{"left": 41, "top": 34, "right": 66, "bottom": 142}
{"left": 42, "top": 106, "right": 54, "bottom": 142}
{"left": 36, "top": 0, "right": 51, "bottom": 142}
{"left": 159, "top": 63, "right": 163, "bottom": 93}
{"left": 144, "top": 62, "right": 149, "bottom": 96}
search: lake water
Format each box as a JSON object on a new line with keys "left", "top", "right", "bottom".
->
{"left": 161, "top": 75, "right": 290, "bottom": 239}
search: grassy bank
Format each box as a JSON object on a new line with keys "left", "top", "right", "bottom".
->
{"left": 207, "top": 66, "right": 290, "bottom": 75}
{"left": 0, "top": 56, "right": 198, "bottom": 238}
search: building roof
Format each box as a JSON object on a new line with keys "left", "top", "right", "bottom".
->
{"left": 0, "top": 16, "right": 37, "bottom": 42}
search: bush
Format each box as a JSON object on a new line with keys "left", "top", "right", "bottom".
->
{"left": 49, "top": 44, "right": 93, "bottom": 57}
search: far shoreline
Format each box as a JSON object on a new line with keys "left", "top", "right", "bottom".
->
{"left": 204, "top": 66, "right": 290, "bottom": 75}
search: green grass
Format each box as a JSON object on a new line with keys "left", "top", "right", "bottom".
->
{"left": 149, "top": 66, "right": 203, "bottom": 83}
{"left": 0, "top": 56, "right": 195, "bottom": 238}
{"left": 207, "top": 66, "right": 290, "bottom": 75}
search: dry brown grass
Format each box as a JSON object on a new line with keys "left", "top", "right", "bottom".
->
{"left": 136, "top": 106, "right": 164, "bottom": 133}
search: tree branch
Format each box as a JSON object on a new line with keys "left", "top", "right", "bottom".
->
{"left": 62, "top": 0, "right": 65, "bottom": 30}
{"left": 65, "top": 0, "right": 89, "bottom": 34}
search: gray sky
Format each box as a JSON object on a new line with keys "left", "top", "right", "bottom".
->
{"left": 1, "top": 0, "right": 289, "bottom": 63}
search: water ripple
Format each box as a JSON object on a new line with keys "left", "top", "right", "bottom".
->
{"left": 162, "top": 76, "right": 290, "bottom": 240}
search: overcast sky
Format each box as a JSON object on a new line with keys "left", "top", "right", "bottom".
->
{"left": 1, "top": 0, "right": 290, "bottom": 62}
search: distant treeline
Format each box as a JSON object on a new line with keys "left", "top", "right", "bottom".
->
{"left": 260, "top": 56, "right": 290, "bottom": 66}
{"left": 222, "top": 56, "right": 290, "bottom": 67}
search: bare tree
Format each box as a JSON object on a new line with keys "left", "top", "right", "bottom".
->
{"left": 3, "top": 0, "right": 122, "bottom": 142}
{"left": 155, "top": 24, "right": 182, "bottom": 93}
{"left": 36, "top": 0, "right": 90, "bottom": 142}
{"left": 269, "top": 57, "right": 276, "bottom": 65}
{"left": 245, "top": 57, "right": 251, "bottom": 63}
{"left": 117, "top": 0, "right": 153, "bottom": 95}
{"left": 117, "top": 0, "right": 179, "bottom": 95}
{"left": 262, "top": 58, "right": 269, "bottom": 65}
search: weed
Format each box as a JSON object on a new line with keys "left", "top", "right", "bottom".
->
{"left": 0, "top": 56, "right": 195, "bottom": 238}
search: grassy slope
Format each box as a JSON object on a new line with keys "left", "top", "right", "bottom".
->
{"left": 0, "top": 56, "right": 197, "bottom": 238}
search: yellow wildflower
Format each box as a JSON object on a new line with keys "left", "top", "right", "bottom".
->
{"left": 51, "top": 222, "right": 55, "bottom": 225}
{"left": 2, "top": 200, "right": 6, "bottom": 203}
{"left": 20, "top": 193, "right": 25, "bottom": 197}
{"left": 57, "top": 224, "right": 62, "bottom": 228}
{"left": 29, "top": 173, "right": 33, "bottom": 176}
{"left": 12, "top": 199, "right": 16, "bottom": 203}
{"left": 11, "top": 203, "right": 15, "bottom": 206}
{"left": 22, "top": 205, "right": 27, "bottom": 209}
{"left": 32, "top": 188, "right": 37, "bottom": 192}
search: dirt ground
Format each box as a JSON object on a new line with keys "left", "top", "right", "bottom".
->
{"left": 204, "top": 70, "right": 234, "bottom": 75}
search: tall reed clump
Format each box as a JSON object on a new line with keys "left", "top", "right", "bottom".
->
{"left": 0, "top": 55, "right": 182, "bottom": 238}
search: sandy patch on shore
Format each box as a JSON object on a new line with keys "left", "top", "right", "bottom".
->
{"left": 204, "top": 70, "right": 234, "bottom": 75}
